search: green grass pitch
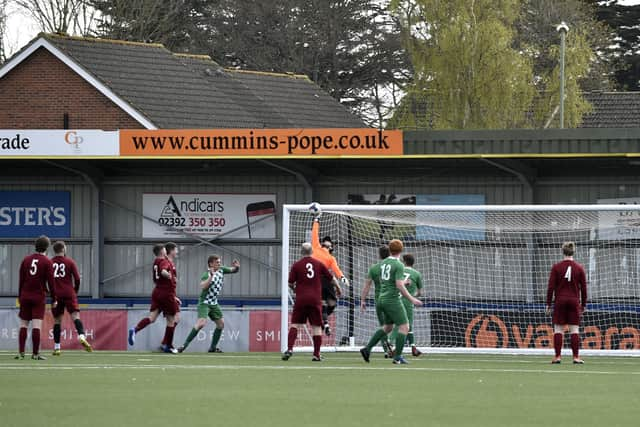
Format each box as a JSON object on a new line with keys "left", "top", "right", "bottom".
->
{"left": 1, "top": 351, "right": 638, "bottom": 427}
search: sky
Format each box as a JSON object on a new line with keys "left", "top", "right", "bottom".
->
{"left": 3, "top": 0, "right": 640, "bottom": 59}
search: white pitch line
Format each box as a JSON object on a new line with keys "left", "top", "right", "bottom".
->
{"left": 0, "top": 364, "right": 638, "bottom": 375}
{"left": 1, "top": 352, "right": 638, "bottom": 366}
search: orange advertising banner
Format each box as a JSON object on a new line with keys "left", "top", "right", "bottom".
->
{"left": 119, "top": 128, "right": 403, "bottom": 157}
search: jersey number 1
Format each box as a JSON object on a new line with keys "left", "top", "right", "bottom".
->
{"left": 153, "top": 265, "right": 159, "bottom": 280}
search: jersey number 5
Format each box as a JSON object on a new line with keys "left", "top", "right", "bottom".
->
{"left": 29, "top": 259, "right": 39, "bottom": 275}
{"left": 305, "top": 263, "right": 315, "bottom": 279}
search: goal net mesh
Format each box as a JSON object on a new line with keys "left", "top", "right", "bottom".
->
{"left": 283, "top": 205, "right": 640, "bottom": 355}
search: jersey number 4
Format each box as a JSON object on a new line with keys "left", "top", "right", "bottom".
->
{"left": 564, "top": 266, "right": 572, "bottom": 282}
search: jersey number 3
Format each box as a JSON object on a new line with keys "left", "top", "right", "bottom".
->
{"left": 305, "top": 263, "right": 315, "bottom": 279}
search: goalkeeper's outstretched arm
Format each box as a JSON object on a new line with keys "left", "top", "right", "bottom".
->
{"left": 312, "top": 217, "right": 347, "bottom": 282}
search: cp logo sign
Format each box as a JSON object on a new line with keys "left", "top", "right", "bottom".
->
{"left": 64, "top": 131, "right": 84, "bottom": 148}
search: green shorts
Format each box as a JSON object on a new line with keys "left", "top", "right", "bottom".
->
{"left": 377, "top": 298, "right": 408, "bottom": 326}
{"left": 197, "top": 303, "right": 223, "bottom": 321}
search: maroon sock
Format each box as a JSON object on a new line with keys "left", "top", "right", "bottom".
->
{"left": 163, "top": 320, "right": 178, "bottom": 345}
{"left": 135, "top": 317, "right": 151, "bottom": 333}
{"left": 19, "top": 327, "right": 27, "bottom": 354}
{"left": 287, "top": 327, "right": 298, "bottom": 352}
{"left": 570, "top": 333, "right": 580, "bottom": 358}
{"left": 553, "top": 333, "right": 563, "bottom": 357}
{"left": 32, "top": 328, "right": 41, "bottom": 355}
{"left": 162, "top": 326, "right": 175, "bottom": 348}
{"left": 312, "top": 335, "right": 322, "bottom": 358}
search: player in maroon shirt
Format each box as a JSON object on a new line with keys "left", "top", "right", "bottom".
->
{"left": 16, "top": 235, "right": 54, "bottom": 360}
{"left": 128, "top": 242, "right": 181, "bottom": 353}
{"left": 282, "top": 242, "right": 336, "bottom": 361}
{"left": 50, "top": 241, "right": 92, "bottom": 355}
{"left": 546, "top": 241, "right": 587, "bottom": 364}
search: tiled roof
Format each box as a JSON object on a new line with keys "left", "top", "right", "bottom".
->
{"left": 581, "top": 91, "right": 640, "bottom": 128}
{"left": 39, "top": 33, "right": 366, "bottom": 129}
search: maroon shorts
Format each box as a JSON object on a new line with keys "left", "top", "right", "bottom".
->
{"left": 52, "top": 294, "right": 80, "bottom": 317}
{"left": 19, "top": 296, "right": 45, "bottom": 321}
{"left": 291, "top": 302, "right": 323, "bottom": 327}
{"left": 553, "top": 298, "right": 582, "bottom": 325}
{"left": 150, "top": 290, "right": 178, "bottom": 316}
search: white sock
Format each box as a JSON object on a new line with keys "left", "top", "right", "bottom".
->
{"left": 54, "top": 343, "right": 60, "bottom": 350}
{"left": 79, "top": 334, "right": 86, "bottom": 341}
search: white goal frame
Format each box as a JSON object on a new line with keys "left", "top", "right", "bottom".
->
{"left": 281, "top": 204, "right": 640, "bottom": 356}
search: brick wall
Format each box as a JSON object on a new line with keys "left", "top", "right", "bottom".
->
{"left": 0, "top": 47, "right": 145, "bottom": 130}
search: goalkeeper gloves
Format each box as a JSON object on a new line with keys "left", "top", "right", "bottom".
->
{"left": 340, "top": 276, "right": 350, "bottom": 287}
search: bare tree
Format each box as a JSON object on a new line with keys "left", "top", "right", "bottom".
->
{"left": 15, "top": 0, "right": 96, "bottom": 35}
{"left": 0, "top": 0, "right": 7, "bottom": 62}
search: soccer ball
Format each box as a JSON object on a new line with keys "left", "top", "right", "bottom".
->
{"left": 308, "top": 202, "right": 322, "bottom": 215}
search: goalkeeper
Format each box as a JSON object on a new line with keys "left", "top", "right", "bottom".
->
{"left": 311, "top": 213, "right": 349, "bottom": 336}
{"left": 360, "top": 245, "right": 394, "bottom": 358}
{"left": 177, "top": 255, "right": 239, "bottom": 353}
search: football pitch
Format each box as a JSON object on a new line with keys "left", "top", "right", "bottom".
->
{"left": 1, "top": 351, "right": 638, "bottom": 427}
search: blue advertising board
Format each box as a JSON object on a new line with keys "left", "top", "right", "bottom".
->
{"left": 0, "top": 191, "right": 71, "bottom": 238}
{"left": 416, "top": 194, "right": 485, "bottom": 241}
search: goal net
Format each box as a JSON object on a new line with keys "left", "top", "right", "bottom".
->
{"left": 281, "top": 204, "right": 640, "bottom": 356}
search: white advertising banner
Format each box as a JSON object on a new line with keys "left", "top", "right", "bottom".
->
{"left": 126, "top": 308, "right": 250, "bottom": 352}
{"left": 0, "top": 130, "right": 119, "bottom": 157}
{"left": 143, "top": 193, "right": 276, "bottom": 239}
{"left": 598, "top": 197, "right": 640, "bottom": 240}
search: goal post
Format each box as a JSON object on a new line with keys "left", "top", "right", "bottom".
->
{"left": 281, "top": 204, "right": 640, "bottom": 356}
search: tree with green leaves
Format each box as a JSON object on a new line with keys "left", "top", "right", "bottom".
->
{"left": 389, "top": 0, "right": 536, "bottom": 129}
{"left": 389, "top": 0, "right": 603, "bottom": 129}
{"left": 514, "top": 0, "right": 619, "bottom": 128}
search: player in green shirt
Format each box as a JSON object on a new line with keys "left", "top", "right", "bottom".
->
{"left": 389, "top": 253, "right": 424, "bottom": 357}
{"left": 177, "top": 255, "right": 239, "bottom": 353}
{"left": 360, "top": 239, "right": 422, "bottom": 365}
{"left": 360, "top": 245, "right": 394, "bottom": 358}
